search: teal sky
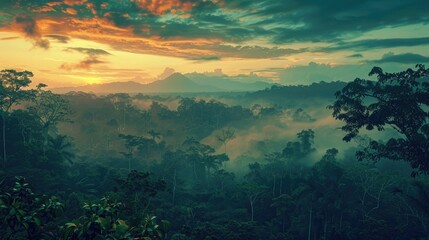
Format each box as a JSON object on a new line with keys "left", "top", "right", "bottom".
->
{"left": 0, "top": 0, "right": 428, "bottom": 87}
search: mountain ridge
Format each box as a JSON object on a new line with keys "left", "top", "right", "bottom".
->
{"left": 51, "top": 72, "right": 274, "bottom": 94}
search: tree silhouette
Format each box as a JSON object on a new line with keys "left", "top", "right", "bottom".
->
{"left": 47, "top": 135, "right": 75, "bottom": 165}
{"left": 216, "top": 128, "right": 236, "bottom": 154}
{"left": 29, "top": 87, "right": 71, "bottom": 134}
{"left": 329, "top": 64, "right": 429, "bottom": 175}
{"left": 0, "top": 70, "right": 36, "bottom": 168}
{"left": 282, "top": 129, "right": 315, "bottom": 161}
{"left": 108, "top": 93, "right": 132, "bottom": 132}
{"left": 119, "top": 134, "right": 146, "bottom": 171}
{"left": 29, "top": 86, "right": 72, "bottom": 158}
{"left": 182, "top": 137, "right": 228, "bottom": 189}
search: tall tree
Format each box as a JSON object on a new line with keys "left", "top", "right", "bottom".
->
{"left": 28, "top": 86, "right": 72, "bottom": 157}
{"left": 0, "top": 69, "right": 35, "bottom": 168}
{"left": 29, "top": 86, "right": 71, "bottom": 134}
{"left": 329, "top": 64, "right": 429, "bottom": 175}
{"left": 119, "top": 134, "right": 145, "bottom": 171}
{"left": 182, "top": 138, "right": 228, "bottom": 189}
{"left": 108, "top": 93, "right": 132, "bottom": 133}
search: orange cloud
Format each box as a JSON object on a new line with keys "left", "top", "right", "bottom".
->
{"left": 36, "top": 16, "right": 288, "bottom": 59}
{"left": 86, "top": 3, "right": 97, "bottom": 15}
{"left": 33, "top": 1, "right": 63, "bottom": 12}
{"left": 47, "top": 2, "right": 63, "bottom": 7}
{"left": 1, "top": 13, "right": 299, "bottom": 60}
{"left": 64, "top": 0, "right": 87, "bottom": 6}
{"left": 64, "top": 8, "right": 78, "bottom": 15}
{"left": 132, "top": 0, "right": 195, "bottom": 15}
{"left": 33, "top": 6, "right": 56, "bottom": 13}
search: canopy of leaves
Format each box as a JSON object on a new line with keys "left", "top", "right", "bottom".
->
{"left": 329, "top": 64, "right": 429, "bottom": 175}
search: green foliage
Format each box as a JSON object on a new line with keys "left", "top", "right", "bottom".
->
{"left": 177, "top": 98, "right": 252, "bottom": 137}
{"left": 113, "top": 170, "right": 166, "bottom": 221}
{"left": 1, "top": 69, "right": 37, "bottom": 168}
{"left": 183, "top": 221, "right": 258, "bottom": 240}
{"left": 62, "top": 197, "right": 169, "bottom": 240}
{"left": 3, "top": 66, "right": 429, "bottom": 240}
{"left": 282, "top": 129, "right": 315, "bottom": 160}
{"left": 28, "top": 88, "right": 72, "bottom": 131}
{"left": 1, "top": 110, "right": 45, "bottom": 166}
{"left": 61, "top": 197, "right": 133, "bottom": 240}
{"left": 0, "top": 69, "right": 35, "bottom": 112}
{"left": 329, "top": 64, "right": 429, "bottom": 175}
{"left": 0, "top": 176, "right": 64, "bottom": 239}
{"left": 47, "top": 134, "right": 75, "bottom": 165}
{"left": 133, "top": 215, "right": 170, "bottom": 240}
{"left": 115, "top": 170, "right": 166, "bottom": 199}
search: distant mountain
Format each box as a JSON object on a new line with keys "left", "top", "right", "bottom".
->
{"left": 185, "top": 73, "right": 273, "bottom": 92}
{"left": 52, "top": 81, "right": 144, "bottom": 94}
{"left": 51, "top": 72, "right": 274, "bottom": 94}
{"left": 242, "top": 81, "right": 348, "bottom": 106}
{"left": 144, "top": 73, "right": 222, "bottom": 92}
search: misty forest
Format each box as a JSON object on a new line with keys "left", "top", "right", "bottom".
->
{"left": 0, "top": 64, "right": 428, "bottom": 240}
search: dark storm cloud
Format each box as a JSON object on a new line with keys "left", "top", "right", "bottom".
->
{"left": 61, "top": 47, "right": 111, "bottom": 70}
{"left": 368, "top": 52, "right": 429, "bottom": 64}
{"left": 233, "top": 0, "right": 429, "bottom": 43}
{"left": 66, "top": 47, "right": 111, "bottom": 55}
{"left": 45, "top": 34, "right": 71, "bottom": 43}
{"left": 14, "top": 15, "right": 50, "bottom": 49}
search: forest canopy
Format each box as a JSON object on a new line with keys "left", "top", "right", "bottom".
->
{"left": 1, "top": 66, "right": 429, "bottom": 240}
{"left": 330, "top": 64, "right": 429, "bottom": 175}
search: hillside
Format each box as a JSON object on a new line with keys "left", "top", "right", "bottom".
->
{"left": 51, "top": 73, "right": 272, "bottom": 94}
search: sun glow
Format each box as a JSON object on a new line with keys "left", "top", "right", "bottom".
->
{"left": 83, "top": 77, "right": 102, "bottom": 85}
{"left": 64, "top": 74, "right": 103, "bottom": 85}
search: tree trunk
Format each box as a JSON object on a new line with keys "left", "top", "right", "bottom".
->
{"left": 250, "top": 199, "right": 254, "bottom": 221}
{"left": 123, "top": 107, "right": 126, "bottom": 132}
{"left": 323, "top": 217, "right": 328, "bottom": 240}
{"left": 193, "top": 161, "right": 197, "bottom": 181}
{"left": 308, "top": 206, "right": 313, "bottom": 240}
{"left": 2, "top": 114, "right": 6, "bottom": 168}
{"left": 273, "top": 175, "right": 276, "bottom": 197}
{"left": 42, "top": 127, "right": 49, "bottom": 159}
{"left": 172, "top": 168, "right": 177, "bottom": 205}
{"left": 282, "top": 215, "right": 286, "bottom": 233}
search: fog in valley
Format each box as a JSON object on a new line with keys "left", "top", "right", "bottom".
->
{"left": 1, "top": 0, "right": 429, "bottom": 239}
{"left": 2, "top": 66, "right": 428, "bottom": 240}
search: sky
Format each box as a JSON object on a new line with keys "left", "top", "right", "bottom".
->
{"left": 0, "top": 0, "right": 429, "bottom": 87}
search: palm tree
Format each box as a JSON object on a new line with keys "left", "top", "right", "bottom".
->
{"left": 48, "top": 135, "right": 75, "bottom": 164}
